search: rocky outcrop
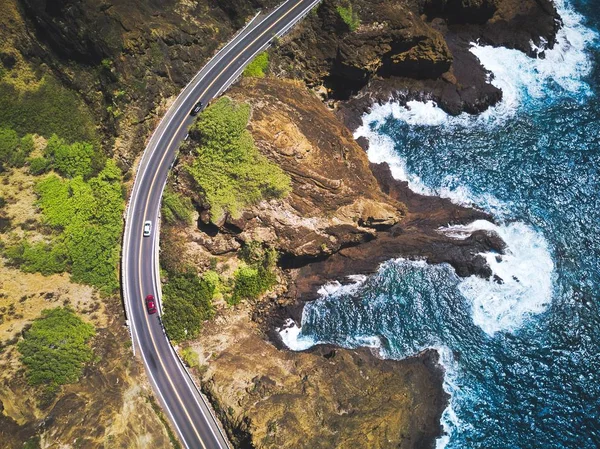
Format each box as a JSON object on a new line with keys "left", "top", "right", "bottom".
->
{"left": 176, "top": 77, "right": 406, "bottom": 265}
{"left": 272, "top": 0, "right": 454, "bottom": 99}
{"left": 174, "top": 78, "right": 501, "bottom": 283}
{"left": 166, "top": 78, "right": 507, "bottom": 448}
{"left": 272, "top": 0, "right": 560, "bottom": 114}
{"left": 190, "top": 306, "right": 448, "bottom": 449}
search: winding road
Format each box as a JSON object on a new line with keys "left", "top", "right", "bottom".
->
{"left": 121, "top": 1, "right": 322, "bottom": 448}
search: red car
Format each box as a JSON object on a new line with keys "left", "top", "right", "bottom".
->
{"left": 145, "top": 294, "right": 157, "bottom": 314}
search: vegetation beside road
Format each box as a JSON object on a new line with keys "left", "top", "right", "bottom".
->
{"left": 185, "top": 97, "right": 290, "bottom": 222}
{"left": 162, "top": 271, "right": 216, "bottom": 341}
{"left": 160, "top": 97, "right": 286, "bottom": 340}
{"left": 243, "top": 51, "right": 269, "bottom": 78}
{"left": 161, "top": 188, "right": 194, "bottom": 226}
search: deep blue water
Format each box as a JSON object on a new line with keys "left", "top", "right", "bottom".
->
{"left": 282, "top": 1, "right": 600, "bottom": 447}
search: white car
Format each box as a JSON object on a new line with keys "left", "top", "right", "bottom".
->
{"left": 143, "top": 220, "right": 152, "bottom": 237}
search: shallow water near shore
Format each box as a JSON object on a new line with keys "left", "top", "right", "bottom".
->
{"left": 282, "top": 0, "right": 600, "bottom": 447}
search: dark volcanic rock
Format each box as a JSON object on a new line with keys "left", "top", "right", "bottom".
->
{"left": 285, "top": 161, "right": 499, "bottom": 303}
{"left": 273, "top": 0, "right": 560, "bottom": 115}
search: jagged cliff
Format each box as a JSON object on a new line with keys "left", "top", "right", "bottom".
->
{"left": 163, "top": 77, "right": 505, "bottom": 448}
{"left": 272, "top": 0, "right": 559, "bottom": 115}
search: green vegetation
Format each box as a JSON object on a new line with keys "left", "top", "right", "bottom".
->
{"left": 185, "top": 97, "right": 290, "bottom": 222}
{"left": 0, "top": 75, "right": 97, "bottom": 144}
{"left": 243, "top": 52, "right": 269, "bottom": 78}
{"left": 161, "top": 188, "right": 194, "bottom": 225}
{"left": 0, "top": 127, "right": 35, "bottom": 170}
{"left": 230, "top": 241, "right": 278, "bottom": 305}
{"left": 5, "top": 158, "right": 124, "bottom": 293}
{"left": 43, "top": 134, "right": 105, "bottom": 179}
{"left": 28, "top": 156, "right": 51, "bottom": 175}
{"left": 202, "top": 270, "right": 221, "bottom": 297}
{"left": 162, "top": 271, "right": 215, "bottom": 341}
{"left": 3, "top": 240, "right": 68, "bottom": 275}
{"left": 336, "top": 3, "right": 360, "bottom": 32}
{"left": 180, "top": 347, "right": 200, "bottom": 369}
{"left": 18, "top": 307, "right": 95, "bottom": 388}
{"left": 23, "top": 436, "right": 41, "bottom": 449}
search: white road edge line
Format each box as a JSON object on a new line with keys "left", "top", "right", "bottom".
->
{"left": 122, "top": 1, "right": 322, "bottom": 448}
{"left": 122, "top": 8, "right": 263, "bottom": 355}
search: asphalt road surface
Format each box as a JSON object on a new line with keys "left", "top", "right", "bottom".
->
{"left": 121, "top": 1, "right": 322, "bottom": 448}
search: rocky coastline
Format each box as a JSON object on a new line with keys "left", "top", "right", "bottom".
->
{"left": 170, "top": 1, "right": 561, "bottom": 446}
{"left": 272, "top": 0, "right": 560, "bottom": 123}
{"left": 1, "top": 0, "right": 564, "bottom": 447}
{"left": 167, "top": 75, "right": 502, "bottom": 448}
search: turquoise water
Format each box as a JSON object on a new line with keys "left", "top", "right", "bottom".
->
{"left": 281, "top": 1, "right": 600, "bottom": 447}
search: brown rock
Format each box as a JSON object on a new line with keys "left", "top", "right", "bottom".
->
{"left": 191, "top": 309, "right": 448, "bottom": 449}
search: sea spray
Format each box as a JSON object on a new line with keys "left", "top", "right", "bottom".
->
{"left": 440, "top": 220, "right": 554, "bottom": 335}
{"left": 281, "top": 1, "right": 600, "bottom": 447}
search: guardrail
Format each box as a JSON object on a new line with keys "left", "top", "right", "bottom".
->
{"left": 120, "top": 0, "right": 323, "bottom": 447}
{"left": 121, "top": 9, "right": 264, "bottom": 356}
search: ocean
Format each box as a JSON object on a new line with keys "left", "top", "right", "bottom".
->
{"left": 280, "top": 0, "right": 600, "bottom": 447}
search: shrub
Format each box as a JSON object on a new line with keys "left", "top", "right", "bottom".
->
{"left": 336, "top": 3, "right": 360, "bottom": 32}
{"left": 0, "top": 127, "right": 19, "bottom": 163}
{"left": 4, "top": 240, "right": 69, "bottom": 275}
{"left": 161, "top": 295, "right": 203, "bottom": 342}
{"left": 29, "top": 160, "right": 124, "bottom": 292}
{"left": 230, "top": 242, "right": 278, "bottom": 305}
{"left": 202, "top": 270, "right": 221, "bottom": 297}
{"left": 162, "top": 189, "right": 194, "bottom": 225}
{"left": 28, "top": 156, "right": 51, "bottom": 175}
{"left": 185, "top": 97, "right": 291, "bottom": 222}
{"left": 164, "top": 271, "right": 215, "bottom": 319}
{"left": 180, "top": 347, "right": 200, "bottom": 369}
{"left": 162, "top": 271, "right": 215, "bottom": 341}
{"left": 44, "top": 134, "right": 104, "bottom": 179}
{"left": 159, "top": 229, "right": 189, "bottom": 274}
{"left": 243, "top": 52, "right": 269, "bottom": 78}
{"left": 18, "top": 307, "right": 95, "bottom": 387}
{"left": 0, "top": 128, "right": 35, "bottom": 169}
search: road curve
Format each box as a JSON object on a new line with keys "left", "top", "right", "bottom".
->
{"left": 121, "top": 1, "right": 322, "bottom": 448}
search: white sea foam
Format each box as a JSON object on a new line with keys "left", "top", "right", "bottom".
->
{"left": 355, "top": 0, "right": 597, "bottom": 138}
{"left": 278, "top": 318, "right": 317, "bottom": 351}
{"left": 316, "top": 274, "right": 368, "bottom": 297}
{"left": 441, "top": 220, "right": 554, "bottom": 335}
{"left": 356, "top": 0, "right": 597, "bottom": 206}
{"left": 431, "top": 346, "right": 473, "bottom": 449}
{"left": 360, "top": 124, "right": 434, "bottom": 195}
{"left": 354, "top": 0, "right": 598, "bottom": 206}
{"left": 280, "top": 275, "right": 369, "bottom": 350}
